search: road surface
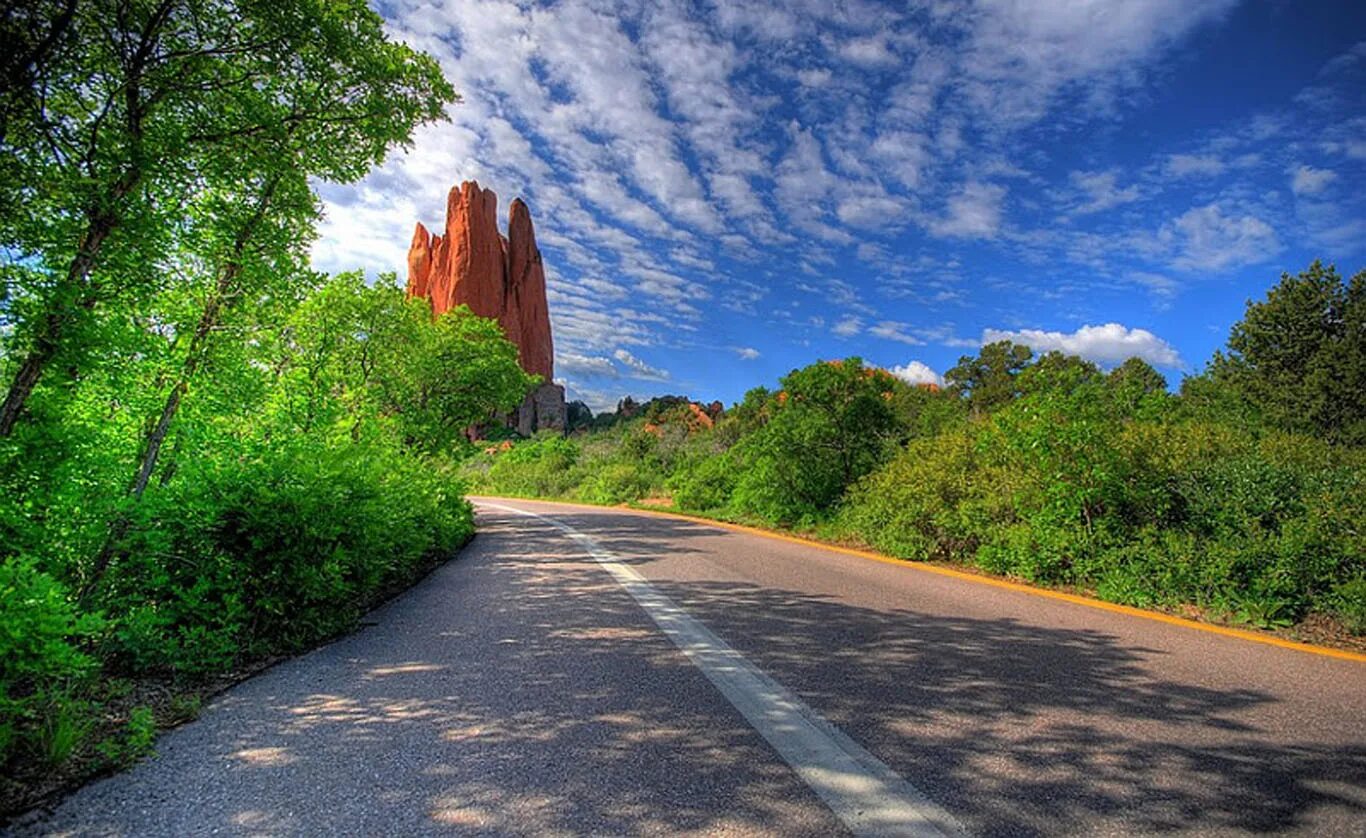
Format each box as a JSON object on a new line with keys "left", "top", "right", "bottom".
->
{"left": 13, "top": 498, "right": 1366, "bottom": 836}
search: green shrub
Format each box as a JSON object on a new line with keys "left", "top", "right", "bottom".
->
{"left": 838, "top": 430, "right": 985, "bottom": 561}
{"left": 99, "top": 436, "right": 472, "bottom": 673}
{"left": 669, "top": 452, "right": 739, "bottom": 513}
{"left": 95, "top": 705, "right": 157, "bottom": 768}
{"left": 0, "top": 557, "right": 100, "bottom": 763}
{"left": 572, "top": 460, "right": 651, "bottom": 505}
{"left": 483, "top": 435, "right": 583, "bottom": 498}
{"left": 1330, "top": 578, "right": 1366, "bottom": 633}
{"left": 731, "top": 359, "right": 903, "bottom": 525}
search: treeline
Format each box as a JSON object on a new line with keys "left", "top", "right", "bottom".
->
{"left": 0, "top": 0, "right": 529, "bottom": 803}
{"left": 465, "top": 261, "right": 1366, "bottom": 636}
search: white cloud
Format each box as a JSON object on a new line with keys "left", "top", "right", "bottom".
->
{"left": 613, "top": 348, "right": 671, "bottom": 381}
{"left": 773, "top": 125, "right": 852, "bottom": 243}
{"left": 1164, "top": 153, "right": 1225, "bottom": 178}
{"left": 308, "top": 0, "right": 1269, "bottom": 390}
{"left": 1129, "top": 271, "right": 1180, "bottom": 301}
{"left": 957, "top": 0, "right": 1238, "bottom": 124}
{"left": 983, "top": 323, "right": 1182, "bottom": 368}
{"left": 559, "top": 353, "right": 620, "bottom": 378}
{"left": 559, "top": 382, "right": 622, "bottom": 414}
{"left": 797, "top": 67, "right": 833, "bottom": 87}
{"left": 836, "top": 189, "right": 909, "bottom": 229}
{"left": 1165, "top": 203, "right": 1281, "bottom": 271}
{"left": 832, "top": 315, "right": 863, "bottom": 337}
{"left": 931, "top": 182, "right": 1006, "bottom": 239}
{"left": 869, "top": 321, "right": 926, "bottom": 345}
{"left": 888, "top": 361, "right": 944, "bottom": 387}
{"left": 1064, "top": 170, "right": 1140, "bottom": 216}
{"left": 838, "top": 33, "right": 900, "bottom": 67}
{"left": 1290, "top": 165, "right": 1337, "bottom": 196}
{"left": 734, "top": 346, "right": 761, "bottom": 360}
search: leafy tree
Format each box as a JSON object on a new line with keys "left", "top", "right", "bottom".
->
{"left": 1203, "top": 261, "right": 1366, "bottom": 443}
{"left": 945, "top": 340, "right": 1033, "bottom": 415}
{"left": 0, "top": 0, "right": 455, "bottom": 436}
{"left": 1107, "top": 357, "right": 1169, "bottom": 420}
{"left": 565, "top": 401, "right": 593, "bottom": 433}
{"left": 731, "top": 359, "right": 900, "bottom": 523}
{"left": 887, "top": 380, "right": 966, "bottom": 440}
{"left": 272, "top": 276, "right": 534, "bottom": 454}
{"left": 1017, "top": 351, "right": 1101, "bottom": 396}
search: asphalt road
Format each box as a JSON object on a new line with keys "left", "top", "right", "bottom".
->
{"left": 13, "top": 498, "right": 1366, "bottom": 837}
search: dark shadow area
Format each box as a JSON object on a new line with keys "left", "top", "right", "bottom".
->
{"left": 528, "top": 507, "right": 1366, "bottom": 837}
{"left": 15, "top": 506, "right": 1366, "bottom": 837}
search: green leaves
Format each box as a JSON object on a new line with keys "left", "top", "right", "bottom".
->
{"left": 0, "top": 0, "right": 509, "bottom": 792}
{"left": 1, "top": 0, "right": 458, "bottom": 437}
{"left": 1198, "top": 261, "right": 1366, "bottom": 443}
{"left": 730, "top": 358, "right": 902, "bottom": 524}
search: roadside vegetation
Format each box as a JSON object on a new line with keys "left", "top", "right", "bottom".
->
{"left": 465, "top": 261, "right": 1366, "bottom": 639}
{"left": 0, "top": 0, "right": 535, "bottom": 812}
{"left": 3, "top": 0, "right": 1363, "bottom": 817}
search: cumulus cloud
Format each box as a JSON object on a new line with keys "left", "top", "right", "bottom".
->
{"left": 983, "top": 323, "right": 1182, "bottom": 368}
{"left": 559, "top": 353, "right": 620, "bottom": 378}
{"left": 956, "top": 0, "right": 1238, "bottom": 123}
{"left": 797, "top": 67, "right": 833, "bottom": 87}
{"left": 1129, "top": 271, "right": 1180, "bottom": 303}
{"left": 734, "top": 346, "right": 761, "bottom": 360}
{"left": 888, "top": 361, "right": 944, "bottom": 387}
{"left": 838, "top": 33, "right": 900, "bottom": 67}
{"left": 307, "top": 0, "right": 1291, "bottom": 388}
{"left": 1064, "top": 170, "right": 1140, "bottom": 216}
{"left": 832, "top": 316, "right": 863, "bottom": 337}
{"left": 869, "top": 321, "right": 926, "bottom": 345}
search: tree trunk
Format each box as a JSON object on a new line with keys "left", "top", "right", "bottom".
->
{"left": 81, "top": 174, "right": 279, "bottom": 600}
{"left": 128, "top": 273, "right": 231, "bottom": 498}
{"left": 0, "top": 216, "right": 113, "bottom": 436}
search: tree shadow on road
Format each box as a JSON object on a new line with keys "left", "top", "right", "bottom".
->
{"left": 19, "top": 507, "right": 1365, "bottom": 837}
{"left": 537, "top": 509, "right": 1366, "bottom": 836}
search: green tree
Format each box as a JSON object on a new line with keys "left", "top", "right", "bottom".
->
{"left": 1203, "top": 261, "right": 1366, "bottom": 443}
{"left": 1107, "top": 357, "right": 1169, "bottom": 420}
{"left": 945, "top": 340, "right": 1033, "bottom": 415}
{"left": 272, "top": 276, "right": 534, "bottom": 455}
{"left": 1017, "top": 351, "right": 1101, "bottom": 397}
{"left": 731, "top": 359, "right": 900, "bottom": 523}
{"left": 0, "top": 0, "right": 455, "bottom": 436}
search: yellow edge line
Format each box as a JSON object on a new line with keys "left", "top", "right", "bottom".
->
{"left": 468, "top": 495, "right": 1366, "bottom": 663}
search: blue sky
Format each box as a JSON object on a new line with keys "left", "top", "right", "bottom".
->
{"left": 313, "top": 0, "right": 1366, "bottom": 412}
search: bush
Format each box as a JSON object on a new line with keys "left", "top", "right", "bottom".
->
{"left": 838, "top": 430, "right": 987, "bottom": 562}
{"left": 669, "top": 452, "right": 739, "bottom": 513}
{"left": 576, "top": 461, "right": 656, "bottom": 505}
{"left": 731, "top": 359, "right": 903, "bottom": 525}
{"left": 0, "top": 557, "right": 100, "bottom": 763}
{"left": 482, "top": 434, "right": 582, "bottom": 498}
{"left": 100, "top": 436, "right": 472, "bottom": 673}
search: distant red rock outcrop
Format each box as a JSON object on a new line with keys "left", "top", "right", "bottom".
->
{"left": 407, "top": 180, "right": 563, "bottom": 432}
{"left": 406, "top": 181, "right": 554, "bottom": 381}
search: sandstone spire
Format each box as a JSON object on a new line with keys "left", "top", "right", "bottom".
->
{"left": 405, "top": 179, "right": 563, "bottom": 431}
{"left": 506, "top": 198, "right": 553, "bottom": 380}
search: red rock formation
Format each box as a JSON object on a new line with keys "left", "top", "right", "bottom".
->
{"left": 406, "top": 180, "right": 555, "bottom": 382}
{"left": 407, "top": 223, "right": 434, "bottom": 301}
{"left": 506, "top": 198, "right": 553, "bottom": 380}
